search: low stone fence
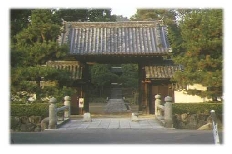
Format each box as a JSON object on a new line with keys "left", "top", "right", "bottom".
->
{"left": 155, "top": 95, "right": 173, "bottom": 128}
{"left": 46, "top": 96, "right": 71, "bottom": 129}
{"left": 172, "top": 112, "right": 222, "bottom": 130}
{"left": 10, "top": 96, "right": 71, "bottom": 132}
{"left": 11, "top": 115, "right": 43, "bottom": 132}
{"left": 154, "top": 94, "right": 222, "bottom": 130}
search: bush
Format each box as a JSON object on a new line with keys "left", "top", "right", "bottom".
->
{"left": 173, "top": 103, "right": 223, "bottom": 115}
{"left": 11, "top": 103, "right": 49, "bottom": 118}
{"left": 10, "top": 103, "right": 64, "bottom": 117}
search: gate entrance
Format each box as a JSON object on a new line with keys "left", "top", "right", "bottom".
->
{"left": 48, "top": 21, "right": 181, "bottom": 115}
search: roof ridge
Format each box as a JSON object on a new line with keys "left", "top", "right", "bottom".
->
{"left": 65, "top": 21, "right": 160, "bottom": 24}
{"left": 65, "top": 21, "right": 164, "bottom": 28}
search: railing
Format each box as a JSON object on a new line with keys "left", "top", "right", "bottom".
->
{"left": 155, "top": 94, "right": 173, "bottom": 128}
{"left": 48, "top": 96, "right": 71, "bottom": 129}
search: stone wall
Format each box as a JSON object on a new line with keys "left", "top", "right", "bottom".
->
{"left": 172, "top": 113, "right": 223, "bottom": 129}
{"left": 11, "top": 116, "right": 43, "bottom": 132}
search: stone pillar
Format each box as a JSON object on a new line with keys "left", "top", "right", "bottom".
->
{"left": 164, "top": 96, "right": 173, "bottom": 128}
{"left": 48, "top": 97, "right": 57, "bottom": 129}
{"left": 155, "top": 94, "right": 161, "bottom": 116}
{"left": 64, "top": 96, "right": 71, "bottom": 119}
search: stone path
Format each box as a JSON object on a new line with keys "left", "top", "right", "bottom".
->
{"left": 58, "top": 118, "right": 165, "bottom": 130}
{"left": 56, "top": 99, "right": 165, "bottom": 130}
{"left": 104, "top": 99, "right": 128, "bottom": 113}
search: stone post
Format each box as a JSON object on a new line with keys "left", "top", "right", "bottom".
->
{"left": 164, "top": 96, "right": 173, "bottom": 128}
{"left": 210, "top": 110, "right": 220, "bottom": 144}
{"left": 48, "top": 97, "right": 57, "bottom": 129}
{"left": 155, "top": 94, "right": 161, "bottom": 116}
{"left": 64, "top": 96, "right": 71, "bottom": 119}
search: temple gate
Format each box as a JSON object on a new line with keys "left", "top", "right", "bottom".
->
{"left": 47, "top": 21, "right": 180, "bottom": 115}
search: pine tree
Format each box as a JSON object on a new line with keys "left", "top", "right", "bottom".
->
{"left": 11, "top": 9, "right": 70, "bottom": 100}
{"left": 169, "top": 9, "right": 223, "bottom": 99}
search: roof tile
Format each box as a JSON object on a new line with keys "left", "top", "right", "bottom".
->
{"left": 59, "top": 21, "right": 170, "bottom": 55}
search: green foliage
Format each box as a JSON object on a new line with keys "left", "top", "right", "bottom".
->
{"left": 91, "top": 64, "right": 118, "bottom": 87}
{"left": 57, "top": 9, "right": 116, "bottom": 22}
{"left": 88, "top": 9, "right": 116, "bottom": 22}
{"left": 11, "top": 66, "right": 73, "bottom": 92}
{"left": 12, "top": 9, "right": 68, "bottom": 67}
{"left": 90, "top": 64, "right": 139, "bottom": 97}
{"left": 10, "top": 9, "right": 32, "bottom": 43}
{"left": 12, "top": 42, "right": 68, "bottom": 66}
{"left": 10, "top": 102, "right": 64, "bottom": 118}
{"left": 119, "top": 64, "right": 138, "bottom": 89}
{"left": 11, "top": 103, "right": 49, "bottom": 117}
{"left": 173, "top": 103, "right": 223, "bottom": 115}
{"left": 130, "top": 9, "right": 176, "bottom": 25}
{"left": 40, "top": 86, "right": 74, "bottom": 101}
{"left": 10, "top": 8, "right": 117, "bottom": 101}
{"left": 15, "top": 10, "right": 61, "bottom": 45}
{"left": 169, "top": 9, "right": 223, "bottom": 98}
{"left": 10, "top": 9, "right": 74, "bottom": 101}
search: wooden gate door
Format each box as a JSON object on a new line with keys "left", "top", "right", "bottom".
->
{"left": 150, "top": 82, "right": 174, "bottom": 114}
{"left": 152, "top": 85, "right": 169, "bottom": 102}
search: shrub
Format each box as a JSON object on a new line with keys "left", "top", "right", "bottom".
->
{"left": 10, "top": 103, "right": 64, "bottom": 118}
{"left": 173, "top": 103, "right": 223, "bottom": 115}
{"left": 11, "top": 103, "right": 49, "bottom": 118}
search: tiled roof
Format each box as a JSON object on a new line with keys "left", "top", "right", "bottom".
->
{"left": 46, "top": 61, "right": 82, "bottom": 79}
{"left": 145, "top": 61, "right": 182, "bottom": 79}
{"left": 59, "top": 21, "right": 171, "bottom": 56}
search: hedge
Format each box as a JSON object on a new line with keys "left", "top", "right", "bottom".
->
{"left": 10, "top": 103, "right": 63, "bottom": 118}
{"left": 172, "top": 103, "right": 223, "bottom": 115}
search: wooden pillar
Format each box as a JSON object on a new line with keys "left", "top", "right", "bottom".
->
{"left": 82, "top": 62, "right": 90, "bottom": 113}
{"left": 148, "top": 83, "right": 154, "bottom": 114}
{"left": 144, "top": 82, "right": 148, "bottom": 114}
{"left": 138, "top": 63, "right": 147, "bottom": 113}
{"left": 138, "top": 64, "right": 143, "bottom": 112}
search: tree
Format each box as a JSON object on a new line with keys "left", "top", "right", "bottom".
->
{"left": 88, "top": 9, "right": 116, "bottom": 22}
{"left": 56, "top": 8, "right": 116, "bottom": 22}
{"left": 130, "top": 9, "right": 176, "bottom": 25}
{"left": 10, "top": 9, "right": 32, "bottom": 43}
{"left": 169, "top": 9, "right": 223, "bottom": 99}
{"left": 119, "top": 64, "right": 138, "bottom": 89}
{"left": 114, "top": 15, "right": 129, "bottom": 21}
{"left": 10, "top": 8, "right": 118, "bottom": 101}
{"left": 10, "top": 9, "right": 70, "bottom": 101}
{"left": 56, "top": 9, "right": 89, "bottom": 21}
{"left": 12, "top": 9, "right": 67, "bottom": 66}
{"left": 90, "top": 64, "right": 118, "bottom": 97}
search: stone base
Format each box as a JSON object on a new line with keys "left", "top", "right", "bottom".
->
{"left": 83, "top": 113, "right": 92, "bottom": 122}
{"left": 41, "top": 117, "right": 49, "bottom": 131}
{"left": 197, "top": 123, "right": 212, "bottom": 130}
{"left": 131, "top": 113, "right": 139, "bottom": 122}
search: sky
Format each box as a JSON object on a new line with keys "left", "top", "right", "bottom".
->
{"left": 111, "top": 8, "right": 137, "bottom": 18}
